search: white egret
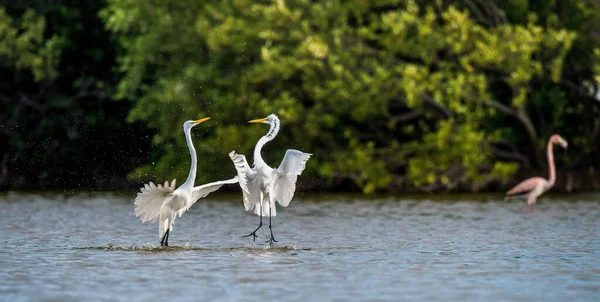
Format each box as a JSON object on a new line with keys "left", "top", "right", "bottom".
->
{"left": 229, "top": 114, "right": 311, "bottom": 245}
{"left": 134, "top": 117, "right": 238, "bottom": 246}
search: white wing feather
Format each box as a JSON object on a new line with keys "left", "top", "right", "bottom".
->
{"left": 134, "top": 179, "right": 176, "bottom": 223}
{"left": 175, "top": 176, "right": 239, "bottom": 217}
{"left": 229, "top": 151, "right": 260, "bottom": 211}
{"left": 272, "top": 149, "right": 311, "bottom": 207}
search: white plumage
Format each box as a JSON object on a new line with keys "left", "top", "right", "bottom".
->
{"left": 273, "top": 149, "right": 312, "bottom": 207}
{"left": 229, "top": 114, "right": 311, "bottom": 244}
{"left": 134, "top": 118, "right": 238, "bottom": 246}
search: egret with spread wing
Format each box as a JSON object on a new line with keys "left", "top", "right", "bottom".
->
{"left": 229, "top": 114, "right": 311, "bottom": 245}
{"left": 506, "top": 134, "right": 568, "bottom": 207}
{"left": 134, "top": 118, "right": 238, "bottom": 246}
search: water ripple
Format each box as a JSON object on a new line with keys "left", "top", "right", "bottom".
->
{"left": 0, "top": 193, "right": 598, "bottom": 301}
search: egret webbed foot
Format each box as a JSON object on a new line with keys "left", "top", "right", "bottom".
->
{"left": 266, "top": 208, "right": 277, "bottom": 245}
{"left": 243, "top": 214, "right": 263, "bottom": 242}
{"left": 242, "top": 229, "right": 260, "bottom": 241}
{"left": 266, "top": 229, "right": 278, "bottom": 245}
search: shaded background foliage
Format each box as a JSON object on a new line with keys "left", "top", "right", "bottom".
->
{"left": 0, "top": 0, "right": 152, "bottom": 190}
{"left": 1, "top": 0, "right": 599, "bottom": 193}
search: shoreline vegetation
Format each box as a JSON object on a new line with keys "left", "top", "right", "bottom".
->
{"left": 1, "top": 190, "right": 599, "bottom": 203}
{"left": 1, "top": 1, "right": 599, "bottom": 193}
{"left": 2, "top": 170, "right": 599, "bottom": 194}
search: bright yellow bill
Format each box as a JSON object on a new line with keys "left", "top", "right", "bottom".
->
{"left": 192, "top": 117, "right": 211, "bottom": 124}
{"left": 249, "top": 117, "right": 268, "bottom": 123}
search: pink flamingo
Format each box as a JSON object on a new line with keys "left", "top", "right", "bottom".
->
{"left": 505, "top": 134, "right": 568, "bottom": 206}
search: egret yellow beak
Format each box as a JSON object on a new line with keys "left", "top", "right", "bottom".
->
{"left": 192, "top": 117, "right": 211, "bottom": 125}
{"left": 249, "top": 117, "right": 268, "bottom": 123}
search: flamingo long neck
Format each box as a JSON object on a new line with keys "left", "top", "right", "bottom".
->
{"left": 183, "top": 126, "right": 197, "bottom": 188}
{"left": 253, "top": 117, "right": 280, "bottom": 167}
{"left": 546, "top": 139, "right": 556, "bottom": 186}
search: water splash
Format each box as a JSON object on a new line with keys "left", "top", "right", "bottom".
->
{"left": 72, "top": 244, "right": 312, "bottom": 252}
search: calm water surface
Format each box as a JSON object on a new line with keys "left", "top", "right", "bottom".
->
{"left": 0, "top": 192, "right": 598, "bottom": 301}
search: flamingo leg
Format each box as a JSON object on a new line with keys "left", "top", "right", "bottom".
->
{"left": 527, "top": 204, "right": 534, "bottom": 214}
{"left": 526, "top": 192, "right": 538, "bottom": 214}
{"left": 527, "top": 193, "right": 538, "bottom": 206}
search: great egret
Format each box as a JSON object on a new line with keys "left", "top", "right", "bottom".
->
{"left": 134, "top": 117, "right": 238, "bottom": 246}
{"left": 506, "top": 134, "right": 568, "bottom": 206}
{"left": 229, "top": 114, "right": 311, "bottom": 245}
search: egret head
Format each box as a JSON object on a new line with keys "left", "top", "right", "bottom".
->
{"left": 184, "top": 117, "right": 211, "bottom": 131}
{"left": 550, "top": 134, "right": 568, "bottom": 149}
{"left": 249, "top": 114, "right": 278, "bottom": 125}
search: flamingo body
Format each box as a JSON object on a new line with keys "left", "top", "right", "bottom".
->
{"left": 506, "top": 177, "right": 549, "bottom": 205}
{"left": 505, "top": 134, "right": 567, "bottom": 205}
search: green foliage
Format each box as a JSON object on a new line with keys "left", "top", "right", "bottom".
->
{"left": 101, "top": 0, "right": 599, "bottom": 192}
{"left": 321, "top": 130, "right": 392, "bottom": 194}
{"left": 0, "top": 2, "right": 152, "bottom": 190}
{"left": 0, "top": 7, "right": 62, "bottom": 81}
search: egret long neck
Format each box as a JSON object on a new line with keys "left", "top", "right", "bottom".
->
{"left": 546, "top": 140, "right": 556, "bottom": 186}
{"left": 253, "top": 118, "right": 280, "bottom": 167}
{"left": 183, "top": 126, "right": 197, "bottom": 188}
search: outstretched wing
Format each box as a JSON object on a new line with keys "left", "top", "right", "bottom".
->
{"left": 134, "top": 179, "right": 176, "bottom": 223}
{"left": 175, "top": 176, "right": 239, "bottom": 217}
{"left": 272, "top": 149, "right": 312, "bottom": 207}
{"left": 229, "top": 151, "right": 259, "bottom": 211}
{"left": 506, "top": 177, "right": 544, "bottom": 197}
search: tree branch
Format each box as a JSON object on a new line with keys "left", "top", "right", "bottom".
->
{"left": 481, "top": 97, "right": 541, "bottom": 166}
{"left": 423, "top": 94, "right": 453, "bottom": 119}
{"left": 390, "top": 110, "right": 424, "bottom": 123}
{"left": 475, "top": 0, "right": 507, "bottom": 25}
{"left": 463, "top": 0, "right": 493, "bottom": 26}
{"left": 490, "top": 145, "right": 531, "bottom": 168}
{"left": 19, "top": 94, "right": 47, "bottom": 113}
{"left": 516, "top": 108, "right": 542, "bottom": 166}
{"left": 569, "top": 117, "right": 600, "bottom": 168}
{"left": 483, "top": 98, "right": 515, "bottom": 116}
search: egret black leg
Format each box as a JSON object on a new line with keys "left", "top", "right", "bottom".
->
{"left": 243, "top": 205, "right": 262, "bottom": 241}
{"left": 160, "top": 229, "right": 170, "bottom": 247}
{"left": 266, "top": 206, "right": 278, "bottom": 245}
